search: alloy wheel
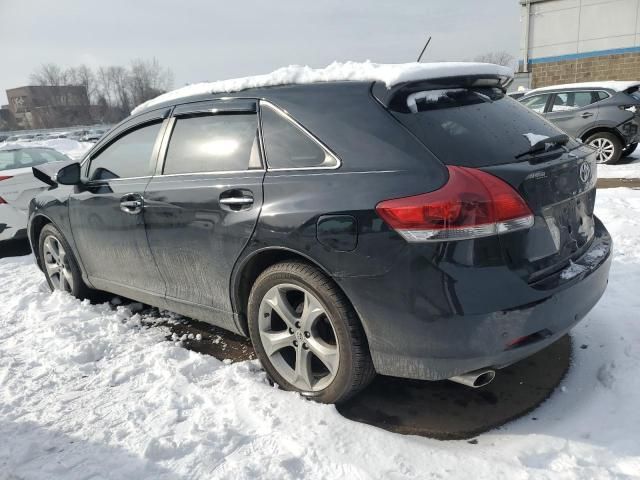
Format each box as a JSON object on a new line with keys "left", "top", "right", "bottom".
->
{"left": 258, "top": 284, "right": 339, "bottom": 392}
{"left": 43, "top": 235, "right": 73, "bottom": 292}
{"left": 589, "top": 137, "right": 616, "bottom": 164}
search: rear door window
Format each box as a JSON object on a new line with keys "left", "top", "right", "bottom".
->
{"left": 391, "top": 87, "right": 570, "bottom": 167}
{"left": 261, "top": 103, "right": 338, "bottom": 169}
{"left": 550, "top": 91, "right": 602, "bottom": 112}
{"left": 520, "top": 94, "right": 550, "bottom": 113}
{"left": 88, "top": 122, "right": 162, "bottom": 181}
{"left": 163, "top": 113, "right": 260, "bottom": 174}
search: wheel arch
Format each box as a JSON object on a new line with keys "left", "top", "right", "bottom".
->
{"left": 579, "top": 125, "right": 625, "bottom": 144}
{"left": 29, "top": 214, "right": 55, "bottom": 269}
{"left": 230, "top": 247, "right": 367, "bottom": 339}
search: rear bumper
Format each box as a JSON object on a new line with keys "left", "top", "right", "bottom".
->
{"left": 338, "top": 218, "right": 612, "bottom": 381}
{"left": 617, "top": 117, "right": 640, "bottom": 146}
{"left": 0, "top": 205, "right": 28, "bottom": 241}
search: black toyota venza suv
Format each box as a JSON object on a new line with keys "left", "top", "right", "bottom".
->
{"left": 28, "top": 65, "right": 612, "bottom": 403}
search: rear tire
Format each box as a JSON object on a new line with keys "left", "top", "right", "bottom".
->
{"left": 585, "top": 132, "right": 622, "bottom": 164}
{"left": 622, "top": 142, "right": 637, "bottom": 158}
{"left": 38, "top": 224, "right": 95, "bottom": 300}
{"left": 248, "top": 261, "right": 375, "bottom": 404}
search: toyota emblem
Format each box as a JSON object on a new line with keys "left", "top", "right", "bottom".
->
{"left": 579, "top": 162, "right": 591, "bottom": 184}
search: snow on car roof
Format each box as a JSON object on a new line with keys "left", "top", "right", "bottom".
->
{"left": 527, "top": 80, "right": 640, "bottom": 96}
{"left": 131, "top": 61, "right": 513, "bottom": 115}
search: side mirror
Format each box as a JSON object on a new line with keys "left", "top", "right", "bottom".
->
{"left": 55, "top": 162, "right": 81, "bottom": 185}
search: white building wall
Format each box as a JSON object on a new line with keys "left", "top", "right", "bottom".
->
{"left": 521, "top": 0, "right": 640, "bottom": 64}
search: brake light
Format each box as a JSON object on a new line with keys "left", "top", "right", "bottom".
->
{"left": 375, "top": 166, "right": 534, "bottom": 242}
{"left": 0, "top": 177, "right": 11, "bottom": 204}
{"left": 620, "top": 105, "right": 639, "bottom": 113}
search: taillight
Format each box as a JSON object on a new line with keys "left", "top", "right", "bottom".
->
{"left": 0, "top": 176, "right": 11, "bottom": 204}
{"left": 620, "top": 105, "right": 639, "bottom": 113}
{"left": 375, "top": 166, "right": 534, "bottom": 242}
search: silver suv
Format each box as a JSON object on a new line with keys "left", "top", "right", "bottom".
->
{"left": 519, "top": 81, "right": 640, "bottom": 164}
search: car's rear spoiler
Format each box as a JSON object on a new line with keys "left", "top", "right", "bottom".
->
{"left": 32, "top": 160, "right": 75, "bottom": 187}
{"left": 371, "top": 74, "right": 514, "bottom": 110}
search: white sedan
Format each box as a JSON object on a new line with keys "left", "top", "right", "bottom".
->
{"left": 0, "top": 147, "right": 71, "bottom": 241}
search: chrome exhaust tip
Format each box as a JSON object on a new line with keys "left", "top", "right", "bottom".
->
{"left": 449, "top": 369, "right": 496, "bottom": 388}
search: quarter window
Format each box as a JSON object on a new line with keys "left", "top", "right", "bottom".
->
{"left": 520, "top": 94, "right": 550, "bottom": 113}
{"left": 88, "top": 122, "right": 162, "bottom": 181}
{"left": 261, "top": 103, "right": 338, "bottom": 169}
{"left": 163, "top": 114, "right": 259, "bottom": 174}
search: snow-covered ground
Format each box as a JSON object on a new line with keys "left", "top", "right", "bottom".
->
{"left": 598, "top": 154, "right": 640, "bottom": 179}
{"left": 1, "top": 188, "right": 639, "bottom": 479}
{"left": 0, "top": 138, "right": 93, "bottom": 161}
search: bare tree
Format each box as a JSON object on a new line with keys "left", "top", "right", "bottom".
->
{"left": 30, "top": 63, "right": 69, "bottom": 86}
{"left": 128, "top": 58, "right": 174, "bottom": 107}
{"left": 474, "top": 51, "right": 516, "bottom": 69}
{"left": 110, "top": 66, "right": 133, "bottom": 114}
{"left": 29, "top": 59, "right": 174, "bottom": 125}
{"left": 66, "top": 65, "right": 96, "bottom": 104}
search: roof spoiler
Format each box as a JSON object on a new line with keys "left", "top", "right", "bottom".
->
{"left": 372, "top": 73, "right": 513, "bottom": 110}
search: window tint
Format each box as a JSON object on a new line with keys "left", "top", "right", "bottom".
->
{"left": 550, "top": 91, "right": 600, "bottom": 112}
{"left": 392, "top": 87, "right": 574, "bottom": 167}
{"left": 261, "top": 104, "right": 337, "bottom": 169}
{"left": 163, "top": 113, "right": 259, "bottom": 174}
{"left": 88, "top": 122, "right": 162, "bottom": 180}
{"left": 520, "top": 94, "right": 550, "bottom": 113}
{"left": 596, "top": 91, "right": 610, "bottom": 101}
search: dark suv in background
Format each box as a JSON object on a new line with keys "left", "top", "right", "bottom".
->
{"left": 28, "top": 67, "right": 612, "bottom": 403}
{"left": 519, "top": 81, "right": 640, "bottom": 164}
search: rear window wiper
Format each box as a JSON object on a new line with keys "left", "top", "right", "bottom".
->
{"left": 515, "top": 133, "right": 570, "bottom": 159}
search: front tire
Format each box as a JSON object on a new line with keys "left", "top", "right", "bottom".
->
{"left": 39, "top": 224, "right": 94, "bottom": 299}
{"left": 585, "top": 132, "right": 622, "bottom": 164}
{"left": 248, "top": 261, "right": 375, "bottom": 404}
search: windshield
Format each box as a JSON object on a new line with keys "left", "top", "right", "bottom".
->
{"left": 0, "top": 148, "right": 69, "bottom": 172}
{"left": 391, "top": 88, "right": 576, "bottom": 167}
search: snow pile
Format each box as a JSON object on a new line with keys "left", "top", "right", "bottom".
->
{"left": 528, "top": 80, "right": 640, "bottom": 95}
{"left": 1, "top": 189, "right": 640, "bottom": 479}
{"left": 131, "top": 61, "right": 514, "bottom": 115}
{"left": 0, "top": 138, "right": 93, "bottom": 161}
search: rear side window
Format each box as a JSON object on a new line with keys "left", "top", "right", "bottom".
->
{"left": 520, "top": 94, "right": 550, "bottom": 113}
{"left": 391, "top": 87, "right": 569, "bottom": 167}
{"left": 0, "top": 148, "right": 68, "bottom": 171}
{"left": 163, "top": 113, "right": 260, "bottom": 174}
{"left": 261, "top": 103, "right": 338, "bottom": 169}
{"left": 88, "top": 122, "right": 162, "bottom": 181}
{"left": 550, "top": 91, "right": 603, "bottom": 112}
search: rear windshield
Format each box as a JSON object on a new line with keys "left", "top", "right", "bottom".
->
{"left": 390, "top": 87, "right": 572, "bottom": 167}
{"left": 0, "top": 148, "right": 68, "bottom": 172}
{"left": 627, "top": 86, "right": 640, "bottom": 101}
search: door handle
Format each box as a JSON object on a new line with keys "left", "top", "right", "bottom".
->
{"left": 581, "top": 112, "right": 594, "bottom": 118}
{"left": 219, "top": 190, "right": 254, "bottom": 211}
{"left": 219, "top": 197, "right": 254, "bottom": 206}
{"left": 120, "top": 194, "right": 144, "bottom": 214}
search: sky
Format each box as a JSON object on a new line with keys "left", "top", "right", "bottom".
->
{"left": 0, "top": 0, "right": 522, "bottom": 105}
